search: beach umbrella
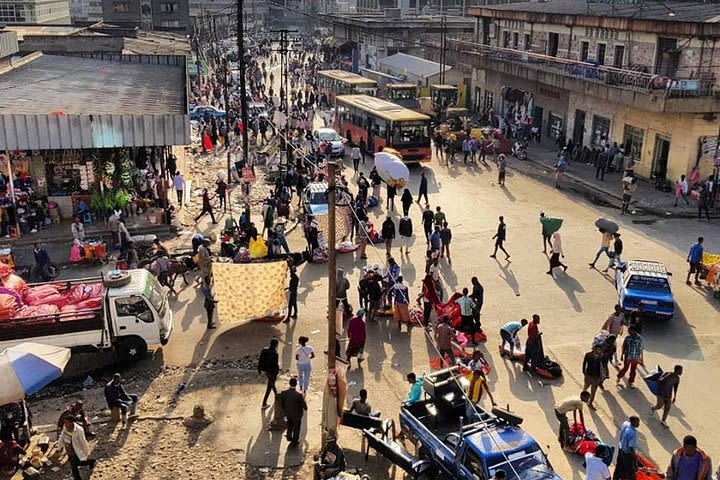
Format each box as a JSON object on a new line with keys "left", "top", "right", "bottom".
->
{"left": 594, "top": 217, "right": 619, "bottom": 234}
{"left": 0, "top": 343, "right": 71, "bottom": 405}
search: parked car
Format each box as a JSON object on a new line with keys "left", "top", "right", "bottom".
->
{"left": 616, "top": 260, "right": 675, "bottom": 318}
{"left": 189, "top": 106, "right": 226, "bottom": 121}
{"left": 249, "top": 102, "right": 269, "bottom": 119}
{"left": 303, "top": 182, "right": 329, "bottom": 216}
{"left": 314, "top": 127, "right": 345, "bottom": 157}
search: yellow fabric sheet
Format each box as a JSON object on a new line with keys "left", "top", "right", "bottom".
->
{"left": 212, "top": 261, "right": 288, "bottom": 324}
{"left": 314, "top": 205, "right": 353, "bottom": 247}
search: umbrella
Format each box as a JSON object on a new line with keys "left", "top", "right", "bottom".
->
{"left": 0, "top": 343, "right": 71, "bottom": 405}
{"left": 595, "top": 217, "right": 619, "bottom": 234}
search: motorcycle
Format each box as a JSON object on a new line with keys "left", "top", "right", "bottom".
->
{"left": 512, "top": 140, "right": 528, "bottom": 160}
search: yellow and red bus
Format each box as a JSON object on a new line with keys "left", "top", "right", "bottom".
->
{"left": 317, "top": 70, "right": 378, "bottom": 103}
{"left": 335, "top": 94, "right": 431, "bottom": 163}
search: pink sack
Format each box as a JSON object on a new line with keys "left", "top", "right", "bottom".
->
{"left": 70, "top": 244, "right": 82, "bottom": 263}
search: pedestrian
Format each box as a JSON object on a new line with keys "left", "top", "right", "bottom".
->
{"left": 523, "top": 314, "right": 542, "bottom": 371}
{"left": 596, "top": 149, "right": 608, "bottom": 181}
{"left": 398, "top": 215, "right": 412, "bottom": 255}
{"left": 665, "top": 436, "right": 713, "bottom": 480}
{"left": 554, "top": 155, "right": 567, "bottom": 188}
{"left": 602, "top": 233, "right": 623, "bottom": 274}
{"left": 440, "top": 222, "right": 452, "bottom": 262}
{"left": 433, "top": 206, "right": 446, "bottom": 228}
{"left": 540, "top": 212, "right": 552, "bottom": 254}
{"left": 422, "top": 204, "right": 434, "bottom": 242}
{"left": 381, "top": 216, "right": 395, "bottom": 257}
{"left": 616, "top": 325, "right": 643, "bottom": 388}
{"left": 554, "top": 391, "right": 590, "bottom": 447}
{"left": 401, "top": 188, "right": 413, "bottom": 216}
{"left": 547, "top": 231, "right": 568, "bottom": 276}
{"left": 278, "top": 378, "right": 307, "bottom": 447}
{"left": 295, "top": 336, "right": 315, "bottom": 394}
{"left": 585, "top": 444, "right": 611, "bottom": 480}
{"left": 462, "top": 137, "right": 471, "bottom": 164}
{"left": 589, "top": 229, "right": 614, "bottom": 268}
{"left": 435, "top": 315, "right": 455, "bottom": 365}
{"left": 434, "top": 131, "right": 444, "bottom": 160}
{"left": 602, "top": 304, "right": 626, "bottom": 366}
{"left": 391, "top": 276, "right": 411, "bottom": 327}
{"left": 490, "top": 216, "right": 510, "bottom": 259}
{"left": 614, "top": 416, "right": 640, "bottom": 480}
{"left": 197, "top": 239, "right": 212, "bottom": 281}
{"left": 674, "top": 174, "right": 690, "bottom": 206}
{"left": 429, "top": 225, "right": 442, "bottom": 254}
{"left": 350, "top": 144, "right": 361, "bottom": 172}
{"left": 194, "top": 188, "right": 218, "bottom": 224}
{"left": 405, "top": 372, "right": 423, "bottom": 404}
{"left": 216, "top": 177, "right": 228, "bottom": 212}
{"left": 697, "top": 184, "right": 711, "bottom": 222}
{"left": 418, "top": 274, "right": 437, "bottom": 327}
{"left": 346, "top": 309, "right": 367, "bottom": 368}
{"left": 103, "top": 373, "right": 138, "bottom": 427}
{"left": 499, "top": 319, "right": 528, "bottom": 357}
{"left": 455, "top": 287, "right": 477, "bottom": 340}
{"left": 203, "top": 287, "right": 218, "bottom": 329}
{"left": 386, "top": 182, "right": 396, "bottom": 211}
{"left": 59, "top": 416, "right": 96, "bottom": 480}
{"left": 582, "top": 345, "right": 604, "bottom": 409}
{"left": 497, "top": 154, "right": 507, "bottom": 186}
{"left": 620, "top": 175, "right": 637, "bottom": 215}
{"left": 651, "top": 364, "right": 682, "bottom": 427}
{"left": 173, "top": 171, "right": 185, "bottom": 206}
{"left": 366, "top": 273, "right": 383, "bottom": 324}
{"left": 467, "top": 369, "right": 497, "bottom": 406}
{"left": 417, "top": 170, "right": 429, "bottom": 204}
{"left": 335, "top": 268, "right": 351, "bottom": 311}
{"left": 686, "top": 236, "right": 704, "bottom": 285}
{"left": 284, "top": 266, "right": 299, "bottom": 323}
{"left": 258, "top": 338, "right": 280, "bottom": 409}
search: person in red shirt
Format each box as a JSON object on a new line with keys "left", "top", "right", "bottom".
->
{"left": 524, "top": 314, "right": 542, "bottom": 371}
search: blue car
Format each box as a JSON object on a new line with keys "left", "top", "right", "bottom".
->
{"left": 616, "top": 260, "right": 675, "bottom": 318}
{"left": 189, "top": 105, "right": 226, "bottom": 121}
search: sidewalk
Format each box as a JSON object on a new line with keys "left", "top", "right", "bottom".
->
{"left": 515, "top": 142, "right": 716, "bottom": 220}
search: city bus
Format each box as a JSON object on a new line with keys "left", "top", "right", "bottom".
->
{"left": 317, "top": 70, "right": 378, "bottom": 103}
{"left": 335, "top": 94, "right": 431, "bottom": 163}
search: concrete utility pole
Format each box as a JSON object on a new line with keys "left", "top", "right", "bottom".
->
{"left": 327, "top": 161, "right": 337, "bottom": 372}
{"left": 222, "top": 57, "right": 232, "bottom": 182}
{"left": 236, "top": 0, "right": 250, "bottom": 166}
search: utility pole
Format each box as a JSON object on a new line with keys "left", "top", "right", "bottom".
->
{"left": 440, "top": 15, "right": 447, "bottom": 84}
{"left": 322, "top": 160, "right": 338, "bottom": 444}
{"left": 237, "top": 0, "right": 250, "bottom": 166}
{"left": 222, "top": 57, "right": 232, "bottom": 182}
{"left": 272, "top": 28, "right": 297, "bottom": 169}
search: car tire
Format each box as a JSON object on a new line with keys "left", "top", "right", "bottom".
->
{"left": 117, "top": 336, "right": 148, "bottom": 363}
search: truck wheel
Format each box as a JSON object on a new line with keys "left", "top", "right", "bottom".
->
{"left": 118, "top": 337, "right": 147, "bottom": 363}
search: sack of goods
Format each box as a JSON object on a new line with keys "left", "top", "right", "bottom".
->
{"left": 374, "top": 151, "right": 409, "bottom": 189}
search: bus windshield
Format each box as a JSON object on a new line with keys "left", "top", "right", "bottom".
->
{"left": 391, "top": 122, "right": 429, "bottom": 146}
{"left": 390, "top": 89, "right": 416, "bottom": 100}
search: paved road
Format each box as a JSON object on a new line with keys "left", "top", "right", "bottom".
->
{"left": 136, "top": 147, "right": 719, "bottom": 478}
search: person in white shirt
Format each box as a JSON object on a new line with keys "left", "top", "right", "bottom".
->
{"left": 70, "top": 216, "right": 85, "bottom": 242}
{"left": 295, "top": 336, "right": 315, "bottom": 394}
{"left": 351, "top": 146, "right": 362, "bottom": 172}
{"left": 172, "top": 172, "right": 185, "bottom": 206}
{"left": 584, "top": 444, "right": 611, "bottom": 480}
{"left": 59, "top": 416, "right": 96, "bottom": 480}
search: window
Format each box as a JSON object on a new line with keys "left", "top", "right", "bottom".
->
{"left": 512, "top": 32, "right": 519, "bottom": 49}
{"left": 580, "top": 41, "right": 589, "bottom": 62}
{"left": 547, "top": 32, "right": 559, "bottom": 57}
{"left": 502, "top": 30, "right": 510, "bottom": 48}
{"left": 591, "top": 115, "right": 611, "bottom": 147}
{"left": 112, "top": 1, "right": 131, "bottom": 12}
{"left": 159, "top": 1, "right": 178, "bottom": 11}
{"left": 613, "top": 45, "right": 625, "bottom": 68}
{"left": 159, "top": 20, "right": 180, "bottom": 26}
{"left": 623, "top": 124, "right": 644, "bottom": 164}
{"left": 484, "top": 91, "right": 494, "bottom": 110}
{"left": 115, "top": 296, "right": 152, "bottom": 322}
{"left": 524, "top": 33, "right": 531, "bottom": 50}
{"left": 597, "top": 43, "right": 606, "bottom": 65}
{"left": 463, "top": 450, "right": 484, "bottom": 476}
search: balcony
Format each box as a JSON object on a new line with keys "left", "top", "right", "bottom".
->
{"left": 444, "top": 39, "right": 720, "bottom": 114}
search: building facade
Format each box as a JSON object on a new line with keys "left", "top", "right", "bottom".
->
{"left": 102, "top": 0, "right": 189, "bottom": 30}
{"left": 449, "top": 0, "right": 720, "bottom": 183}
{"left": 0, "top": 0, "right": 71, "bottom": 24}
{"left": 69, "top": 0, "right": 102, "bottom": 22}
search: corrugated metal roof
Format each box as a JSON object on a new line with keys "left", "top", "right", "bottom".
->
{"left": 0, "top": 32, "right": 19, "bottom": 59}
{"left": 378, "top": 52, "right": 452, "bottom": 79}
{"left": 478, "top": 0, "right": 720, "bottom": 23}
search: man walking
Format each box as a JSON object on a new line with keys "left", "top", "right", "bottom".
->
{"left": 279, "top": 378, "right": 307, "bottom": 447}
{"left": 614, "top": 417, "right": 640, "bottom": 480}
{"left": 554, "top": 391, "right": 590, "bottom": 447}
{"left": 435, "top": 315, "right": 455, "bottom": 365}
{"left": 350, "top": 145, "right": 362, "bottom": 172}
{"left": 490, "top": 216, "right": 510, "bottom": 259}
{"left": 283, "top": 266, "right": 299, "bottom": 323}
{"left": 589, "top": 229, "right": 613, "bottom": 268}
{"left": 203, "top": 287, "right": 218, "bottom": 329}
{"left": 497, "top": 154, "right": 507, "bottom": 186}
{"left": 433, "top": 206, "right": 446, "bottom": 228}
{"left": 173, "top": 171, "right": 185, "bottom": 207}
{"left": 686, "top": 237, "right": 704, "bottom": 285}
{"left": 651, "top": 365, "right": 682, "bottom": 427}
{"left": 602, "top": 233, "right": 623, "bottom": 274}
{"left": 665, "top": 436, "right": 713, "bottom": 480}
{"left": 59, "top": 416, "right": 96, "bottom": 480}
{"left": 602, "top": 304, "right": 625, "bottom": 366}
{"left": 422, "top": 205, "right": 434, "bottom": 243}
{"left": 382, "top": 216, "right": 396, "bottom": 257}
{"left": 440, "top": 222, "right": 452, "bottom": 262}
{"left": 582, "top": 345, "right": 604, "bottom": 410}
{"left": 417, "top": 171, "right": 429, "bottom": 204}
{"left": 616, "top": 325, "right": 643, "bottom": 388}
{"left": 258, "top": 339, "right": 280, "bottom": 409}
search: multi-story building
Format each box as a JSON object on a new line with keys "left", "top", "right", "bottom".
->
{"left": 444, "top": 0, "right": 720, "bottom": 182}
{"left": 0, "top": 0, "right": 71, "bottom": 24}
{"left": 189, "top": 0, "right": 268, "bottom": 32}
{"left": 102, "top": 0, "right": 189, "bottom": 30}
{"left": 69, "top": 0, "right": 103, "bottom": 22}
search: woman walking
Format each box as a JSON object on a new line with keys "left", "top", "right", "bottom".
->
{"left": 295, "top": 336, "right": 315, "bottom": 394}
{"left": 346, "top": 310, "right": 367, "bottom": 368}
{"left": 547, "top": 231, "right": 568, "bottom": 277}
{"left": 401, "top": 188, "right": 413, "bottom": 216}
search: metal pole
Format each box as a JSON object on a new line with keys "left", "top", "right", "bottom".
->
{"left": 237, "top": 0, "right": 250, "bottom": 166}
{"left": 327, "top": 160, "right": 337, "bottom": 371}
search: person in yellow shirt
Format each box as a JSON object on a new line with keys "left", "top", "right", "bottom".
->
{"left": 589, "top": 230, "right": 614, "bottom": 269}
{"left": 467, "top": 370, "right": 497, "bottom": 407}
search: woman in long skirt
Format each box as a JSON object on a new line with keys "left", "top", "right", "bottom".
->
{"left": 547, "top": 231, "right": 568, "bottom": 277}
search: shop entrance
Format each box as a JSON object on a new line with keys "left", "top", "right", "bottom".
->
{"left": 652, "top": 135, "right": 671, "bottom": 181}
{"left": 572, "top": 109, "right": 585, "bottom": 145}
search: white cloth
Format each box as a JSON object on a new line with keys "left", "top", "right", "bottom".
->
{"left": 296, "top": 345, "right": 314, "bottom": 365}
{"left": 584, "top": 453, "right": 610, "bottom": 480}
{"left": 60, "top": 424, "right": 91, "bottom": 461}
{"left": 551, "top": 232, "right": 563, "bottom": 256}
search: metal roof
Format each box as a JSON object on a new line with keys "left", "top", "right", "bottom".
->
{"left": 474, "top": 0, "right": 720, "bottom": 23}
{"left": 317, "top": 69, "right": 378, "bottom": 85}
{"left": 378, "top": 53, "right": 452, "bottom": 80}
{"left": 336, "top": 94, "right": 430, "bottom": 122}
{"left": 0, "top": 54, "right": 189, "bottom": 149}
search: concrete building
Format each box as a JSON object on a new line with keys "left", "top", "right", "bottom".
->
{"left": 102, "top": 0, "right": 189, "bottom": 30}
{"left": 69, "top": 0, "right": 102, "bottom": 23}
{"left": 189, "top": 0, "right": 268, "bottom": 31}
{"left": 442, "top": 0, "right": 720, "bottom": 183}
{"left": 0, "top": 0, "right": 71, "bottom": 24}
{"left": 322, "top": 11, "right": 474, "bottom": 68}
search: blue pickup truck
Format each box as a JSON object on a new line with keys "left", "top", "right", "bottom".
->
{"left": 394, "top": 368, "right": 562, "bottom": 480}
{"left": 615, "top": 260, "right": 675, "bottom": 318}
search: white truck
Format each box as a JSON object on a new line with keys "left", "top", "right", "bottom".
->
{"left": 0, "top": 269, "right": 173, "bottom": 362}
